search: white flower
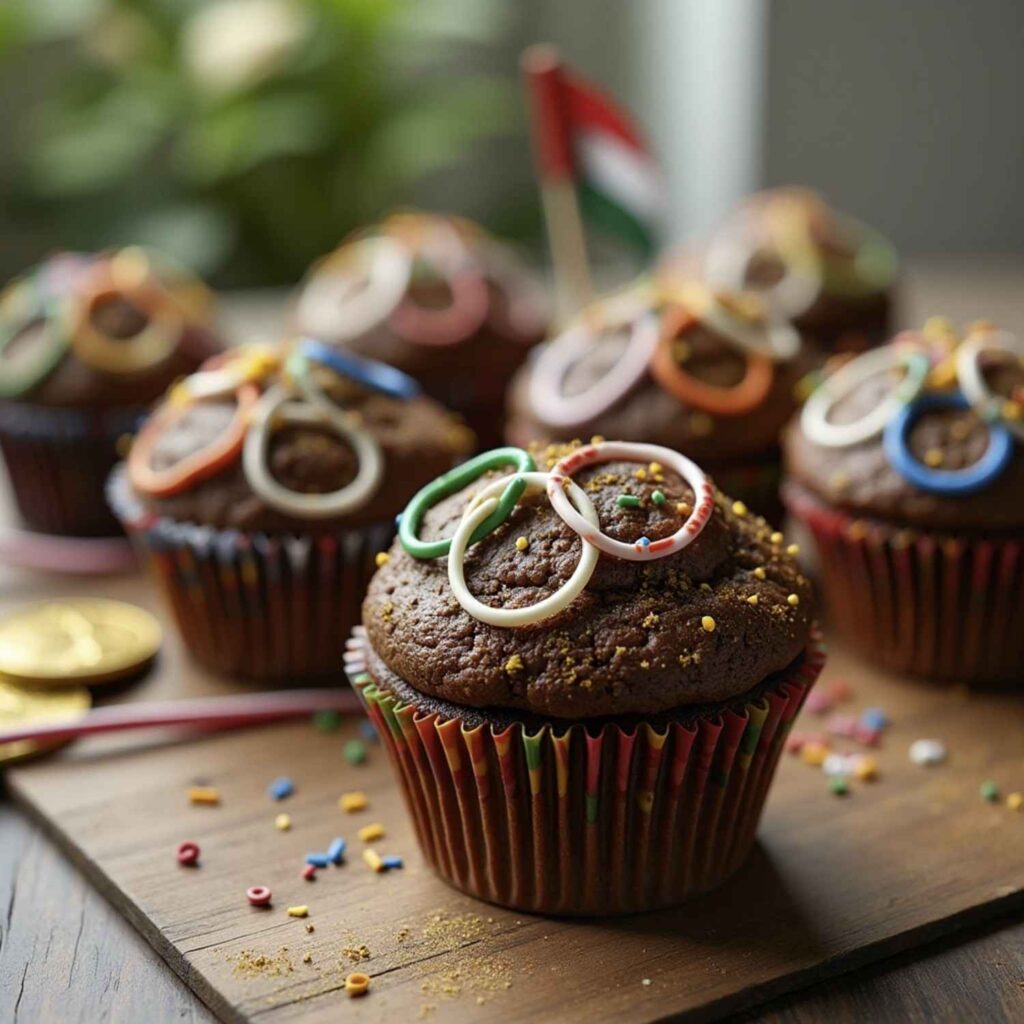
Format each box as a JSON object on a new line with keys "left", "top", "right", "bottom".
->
{"left": 181, "top": 0, "right": 310, "bottom": 96}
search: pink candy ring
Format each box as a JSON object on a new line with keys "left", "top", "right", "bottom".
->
{"left": 547, "top": 441, "right": 715, "bottom": 561}
{"left": 388, "top": 257, "right": 489, "bottom": 346}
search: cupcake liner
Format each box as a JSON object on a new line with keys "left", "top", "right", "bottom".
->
{"left": 0, "top": 401, "right": 141, "bottom": 537}
{"left": 344, "top": 625, "right": 825, "bottom": 916}
{"left": 783, "top": 482, "right": 1023, "bottom": 684}
{"left": 107, "top": 466, "right": 392, "bottom": 681}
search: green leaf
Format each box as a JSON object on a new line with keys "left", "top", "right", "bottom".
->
{"left": 115, "top": 201, "right": 236, "bottom": 278}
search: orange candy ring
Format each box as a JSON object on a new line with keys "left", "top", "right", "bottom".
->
{"left": 128, "top": 384, "right": 259, "bottom": 497}
{"left": 649, "top": 305, "right": 775, "bottom": 417}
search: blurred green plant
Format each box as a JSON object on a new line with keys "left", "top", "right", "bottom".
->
{"left": 0, "top": 0, "right": 523, "bottom": 285}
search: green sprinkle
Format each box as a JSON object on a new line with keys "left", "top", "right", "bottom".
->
{"left": 312, "top": 710, "right": 341, "bottom": 732}
{"left": 651, "top": 490, "right": 666, "bottom": 506}
{"left": 828, "top": 777, "right": 849, "bottom": 797}
{"left": 344, "top": 739, "right": 367, "bottom": 765}
{"left": 617, "top": 494, "right": 641, "bottom": 509}
{"left": 980, "top": 780, "right": 999, "bottom": 802}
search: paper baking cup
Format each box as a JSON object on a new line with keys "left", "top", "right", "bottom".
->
{"left": 0, "top": 400, "right": 141, "bottom": 537}
{"left": 784, "top": 482, "right": 1023, "bottom": 685}
{"left": 107, "top": 466, "right": 392, "bottom": 681}
{"left": 345, "top": 626, "right": 825, "bottom": 915}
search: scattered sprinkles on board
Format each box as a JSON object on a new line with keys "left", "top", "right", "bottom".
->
{"left": 980, "top": 781, "right": 1000, "bottom": 802}
{"left": 358, "top": 823, "right": 386, "bottom": 843}
{"left": 327, "top": 837, "right": 347, "bottom": 864}
{"left": 339, "top": 791, "right": 368, "bottom": 813}
{"left": 187, "top": 786, "right": 220, "bottom": 806}
{"left": 344, "top": 739, "right": 367, "bottom": 765}
{"left": 909, "top": 739, "right": 947, "bottom": 766}
{"left": 287, "top": 905, "right": 309, "bottom": 918}
{"left": 305, "top": 852, "right": 331, "bottom": 869}
{"left": 275, "top": 813, "right": 291, "bottom": 831}
{"left": 268, "top": 777, "right": 295, "bottom": 800}
{"left": 176, "top": 841, "right": 200, "bottom": 866}
{"left": 246, "top": 885, "right": 272, "bottom": 907}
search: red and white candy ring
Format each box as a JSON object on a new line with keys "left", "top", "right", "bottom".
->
{"left": 387, "top": 257, "right": 489, "bottom": 347}
{"left": 547, "top": 442, "right": 714, "bottom": 561}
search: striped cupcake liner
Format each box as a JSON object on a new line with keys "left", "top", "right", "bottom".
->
{"left": 784, "top": 482, "right": 1023, "bottom": 685}
{"left": 0, "top": 400, "right": 142, "bottom": 537}
{"left": 107, "top": 466, "right": 392, "bottom": 682}
{"left": 345, "top": 625, "right": 825, "bottom": 916}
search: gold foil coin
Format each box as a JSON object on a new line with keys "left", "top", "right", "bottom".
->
{"left": 0, "top": 679, "right": 90, "bottom": 763}
{"left": 0, "top": 598, "right": 162, "bottom": 686}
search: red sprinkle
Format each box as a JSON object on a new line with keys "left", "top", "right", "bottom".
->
{"left": 828, "top": 680, "right": 854, "bottom": 702}
{"left": 853, "top": 725, "right": 881, "bottom": 747}
{"left": 302, "top": 863, "right": 317, "bottom": 881}
{"left": 246, "top": 885, "right": 272, "bottom": 906}
{"left": 177, "top": 841, "right": 200, "bottom": 866}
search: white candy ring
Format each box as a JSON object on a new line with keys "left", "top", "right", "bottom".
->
{"left": 697, "top": 294, "right": 800, "bottom": 362}
{"left": 448, "top": 471, "right": 599, "bottom": 627}
{"left": 547, "top": 441, "right": 714, "bottom": 561}
{"left": 296, "top": 236, "right": 411, "bottom": 342}
{"left": 172, "top": 344, "right": 280, "bottom": 404}
{"left": 956, "top": 327, "right": 1024, "bottom": 441}
{"left": 801, "top": 344, "right": 931, "bottom": 448}
{"left": 243, "top": 384, "right": 383, "bottom": 518}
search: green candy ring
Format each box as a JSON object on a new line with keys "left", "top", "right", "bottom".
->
{"left": 399, "top": 447, "right": 536, "bottom": 559}
{"left": 0, "top": 282, "right": 70, "bottom": 399}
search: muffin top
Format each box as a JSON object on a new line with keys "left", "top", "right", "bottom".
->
{"left": 118, "top": 339, "right": 474, "bottom": 533}
{"left": 506, "top": 279, "right": 811, "bottom": 463}
{"left": 363, "top": 440, "right": 814, "bottom": 719}
{"left": 785, "top": 319, "right": 1024, "bottom": 531}
{"left": 0, "top": 249, "right": 221, "bottom": 409}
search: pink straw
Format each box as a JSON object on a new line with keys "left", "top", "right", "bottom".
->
{"left": 0, "top": 688, "right": 363, "bottom": 747}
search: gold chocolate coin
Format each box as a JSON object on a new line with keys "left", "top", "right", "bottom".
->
{"left": 0, "top": 598, "right": 162, "bottom": 686}
{"left": 0, "top": 678, "right": 90, "bottom": 763}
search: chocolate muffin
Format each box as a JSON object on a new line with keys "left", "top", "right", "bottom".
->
{"left": 0, "top": 249, "right": 221, "bottom": 536}
{"left": 665, "top": 187, "right": 897, "bottom": 355}
{"left": 108, "top": 338, "right": 474, "bottom": 681}
{"left": 347, "top": 439, "right": 823, "bottom": 914}
{"left": 293, "top": 211, "right": 548, "bottom": 447}
{"left": 506, "top": 279, "right": 812, "bottom": 524}
{"left": 783, "top": 318, "right": 1024, "bottom": 683}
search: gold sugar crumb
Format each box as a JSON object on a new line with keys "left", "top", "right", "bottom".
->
{"left": 375, "top": 552, "right": 390, "bottom": 568}
{"left": 515, "top": 536, "right": 529, "bottom": 552}
{"left": 642, "top": 612, "right": 659, "bottom": 628}
{"left": 590, "top": 434, "right": 605, "bottom": 444}
{"left": 753, "top": 567, "right": 767, "bottom": 580}
{"left": 676, "top": 502, "right": 691, "bottom": 516}
{"left": 505, "top": 654, "right": 524, "bottom": 674}
{"left": 731, "top": 500, "right": 748, "bottom": 517}
{"left": 787, "top": 593, "right": 800, "bottom": 606}
{"left": 770, "top": 532, "right": 784, "bottom": 545}
{"left": 786, "top": 544, "right": 800, "bottom": 556}
{"left": 746, "top": 595, "right": 759, "bottom": 605}
{"left": 924, "top": 448, "right": 944, "bottom": 468}
{"left": 701, "top": 616, "right": 716, "bottom": 633}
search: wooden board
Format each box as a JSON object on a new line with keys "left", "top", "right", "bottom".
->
{"left": 5, "top": 559, "right": 1024, "bottom": 1023}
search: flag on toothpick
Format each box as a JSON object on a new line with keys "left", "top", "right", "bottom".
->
{"left": 522, "top": 44, "right": 664, "bottom": 317}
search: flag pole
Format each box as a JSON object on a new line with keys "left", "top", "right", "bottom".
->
{"left": 521, "top": 44, "right": 593, "bottom": 319}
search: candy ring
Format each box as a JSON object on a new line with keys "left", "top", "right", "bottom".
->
{"left": 0, "top": 283, "right": 69, "bottom": 399}
{"left": 129, "top": 384, "right": 259, "bottom": 497}
{"left": 448, "top": 471, "right": 599, "bottom": 627}
{"left": 477, "top": 240, "right": 548, "bottom": 340}
{"left": 649, "top": 306, "right": 775, "bottom": 417}
{"left": 388, "top": 266, "right": 489, "bottom": 347}
{"left": 399, "top": 447, "right": 536, "bottom": 560}
{"left": 289, "top": 339, "right": 421, "bottom": 400}
{"left": 547, "top": 441, "right": 714, "bottom": 561}
{"left": 956, "top": 327, "right": 1024, "bottom": 441}
{"left": 297, "top": 236, "right": 412, "bottom": 342}
{"left": 801, "top": 344, "right": 931, "bottom": 448}
{"left": 246, "top": 885, "right": 272, "bottom": 907}
{"left": 171, "top": 343, "right": 280, "bottom": 404}
{"left": 243, "top": 384, "right": 383, "bottom": 518}
{"left": 529, "top": 305, "right": 660, "bottom": 428}
{"left": 883, "top": 392, "right": 1013, "bottom": 496}
{"left": 695, "top": 291, "right": 800, "bottom": 362}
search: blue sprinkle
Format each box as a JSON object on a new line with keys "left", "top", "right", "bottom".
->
{"left": 327, "top": 837, "right": 347, "bottom": 864}
{"left": 268, "top": 777, "right": 295, "bottom": 800}
{"left": 860, "top": 708, "right": 888, "bottom": 731}
{"left": 638, "top": 536, "right": 651, "bottom": 547}
{"left": 381, "top": 855, "right": 404, "bottom": 870}
{"left": 394, "top": 513, "right": 403, "bottom": 528}
{"left": 359, "top": 719, "right": 380, "bottom": 743}
{"left": 305, "top": 852, "right": 331, "bottom": 868}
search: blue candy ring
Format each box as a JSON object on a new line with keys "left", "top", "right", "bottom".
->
{"left": 883, "top": 391, "right": 1013, "bottom": 496}
{"left": 296, "top": 338, "right": 421, "bottom": 400}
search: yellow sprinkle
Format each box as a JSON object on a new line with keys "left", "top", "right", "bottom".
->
{"left": 701, "top": 615, "right": 716, "bottom": 633}
{"left": 362, "top": 848, "right": 384, "bottom": 873}
{"left": 924, "top": 448, "right": 944, "bottom": 468}
{"left": 675, "top": 502, "right": 691, "bottom": 517}
{"left": 590, "top": 434, "right": 605, "bottom": 445}
{"left": 187, "top": 786, "right": 220, "bottom": 806}
{"left": 770, "top": 532, "right": 784, "bottom": 545}
{"left": 287, "top": 906, "right": 309, "bottom": 918}
{"left": 345, "top": 972, "right": 371, "bottom": 997}
{"left": 800, "top": 742, "right": 828, "bottom": 767}
{"left": 358, "top": 823, "right": 386, "bottom": 843}
{"left": 854, "top": 756, "right": 879, "bottom": 781}
{"left": 515, "top": 536, "right": 529, "bottom": 552}
{"left": 275, "top": 813, "right": 291, "bottom": 831}
{"left": 786, "top": 544, "right": 800, "bottom": 556}
{"left": 746, "top": 595, "right": 759, "bottom": 605}
{"left": 634, "top": 467, "right": 647, "bottom": 481}
{"left": 649, "top": 462, "right": 662, "bottom": 475}
{"left": 787, "top": 593, "right": 800, "bottom": 607}
{"left": 753, "top": 567, "right": 766, "bottom": 580}
{"left": 339, "top": 791, "right": 368, "bottom": 813}
{"left": 732, "top": 501, "right": 748, "bottom": 517}
{"left": 1007, "top": 792, "right": 1023, "bottom": 812}
{"left": 504, "top": 654, "right": 523, "bottom": 674}
{"left": 374, "top": 551, "right": 390, "bottom": 567}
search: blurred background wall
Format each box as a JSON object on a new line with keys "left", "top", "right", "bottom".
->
{"left": 0, "top": 0, "right": 1021, "bottom": 288}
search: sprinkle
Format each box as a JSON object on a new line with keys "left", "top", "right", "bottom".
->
{"left": 358, "top": 823, "right": 386, "bottom": 843}
{"left": 700, "top": 615, "right": 716, "bottom": 633}
{"left": 246, "top": 885, "right": 272, "bottom": 907}
{"left": 187, "top": 786, "right": 220, "bottom": 806}
{"left": 363, "top": 849, "right": 384, "bottom": 872}
{"left": 176, "top": 841, "right": 200, "bottom": 866}
{"left": 731, "top": 501, "right": 748, "bottom": 517}
{"left": 786, "top": 544, "right": 800, "bottom": 557}
{"left": 327, "top": 837, "right": 347, "bottom": 864}
{"left": 374, "top": 552, "right": 390, "bottom": 567}
{"left": 339, "top": 791, "right": 368, "bottom": 813}
{"left": 860, "top": 708, "right": 889, "bottom": 731}
{"left": 617, "top": 494, "right": 641, "bottom": 509}
{"left": 753, "top": 567, "right": 766, "bottom": 580}
{"left": 746, "top": 595, "right": 759, "bottom": 605}
{"left": 275, "top": 813, "right": 292, "bottom": 831}
{"left": 909, "top": 738, "right": 946, "bottom": 766}
{"left": 268, "top": 777, "right": 294, "bottom": 801}
{"left": 634, "top": 468, "right": 647, "bottom": 481}
{"left": 359, "top": 720, "right": 379, "bottom": 743}
{"left": 651, "top": 490, "right": 666, "bottom": 506}
{"left": 804, "top": 690, "right": 833, "bottom": 715}
{"left": 649, "top": 462, "right": 663, "bottom": 475}
{"left": 590, "top": 435, "right": 605, "bottom": 445}
{"left": 344, "top": 740, "right": 367, "bottom": 765}
{"left": 287, "top": 906, "right": 309, "bottom": 918}
{"left": 515, "top": 536, "right": 529, "bottom": 552}
{"left": 699, "top": 582, "right": 712, "bottom": 592}
{"left": 302, "top": 864, "right": 317, "bottom": 881}
{"left": 800, "top": 741, "right": 829, "bottom": 767}
{"left": 923, "top": 448, "right": 944, "bottom": 468}
{"left": 829, "top": 777, "right": 850, "bottom": 796}
{"left": 823, "top": 753, "right": 853, "bottom": 778}
{"left": 676, "top": 502, "right": 691, "bottom": 516}
{"left": 345, "top": 972, "right": 370, "bottom": 997}
{"left": 853, "top": 725, "right": 881, "bottom": 747}
{"left": 312, "top": 710, "right": 340, "bottom": 731}
{"left": 382, "top": 855, "right": 404, "bottom": 870}
{"left": 770, "top": 531, "right": 784, "bottom": 545}
{"left": 306, "top": 853, "right": 331, "bottom": 868}
{"left": 641, "top": 978, "right": 652, "bottom": 987}
{"left": 638, "top": 536, "right": 651, "bottom": 548}
{"left": 305, "top": 923, "right": 315, "bottom": 933}
{"left": 1007, "top": 792, "right": 1023, "bottom": 811}
{"left": 787, "top": 593, "right": 800, "bottom": 607}
{"left": 853, "top": 755, "right": 879, "bottom": 781}
{"left": 504, "top": 654, "right": 524, "bottom": 674}
{"left": 980, "top": 781, "right": 1000, "bottom": 802}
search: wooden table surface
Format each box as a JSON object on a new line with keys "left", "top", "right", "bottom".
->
{"left": 2, "top": 259, "right": 1024, "bottom": 1024}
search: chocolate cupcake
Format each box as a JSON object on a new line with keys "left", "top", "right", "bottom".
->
{"left": 506, "top": 279, "right": 811, "bottom": 524}
{"left": 666, "top": 188, "right": 897, "bottom": 355}
{"left": 293, "top": 211, "right": 548, "bottom": 448}
{"left": 347, "top": 439, "right": 823, "bottom": 914}
{"left": 108, "top": 338, "right": 474, "bottom": 681}
{"left": 783, "top": 318, "right": 1024, "bottom": 684}
{"left": 0, "top": 248, "right": 221, "bottom": 536}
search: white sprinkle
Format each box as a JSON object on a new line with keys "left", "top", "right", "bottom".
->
{"left": 909, "top": 738, "right": 947, "bottom": 766}
{"left": 822, "top": 753, "right": 854, "bottom": 778}
{"left": 641, "top": 978, "right": 652, "bottom": 986}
